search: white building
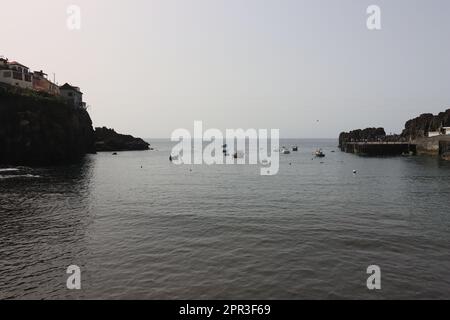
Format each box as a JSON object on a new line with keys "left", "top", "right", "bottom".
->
{"left": 428, "top": 131, "right": 441, "bottom": 138}
{"left": 428, "top": 127, "right": 450, "bottom": 137}
{"left": 59, "top": 83, "right": 85, "bottom": 108}
{"left": 0, "top": 61, "right": 33, "bottom": 89}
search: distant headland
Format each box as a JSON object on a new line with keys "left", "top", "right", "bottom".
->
{"left": 339, "top": 109, "right": 450, "bottom": 160}
{"left": 0, "top": 56, "right": 149, "bottom": 165}
{"left": 94, "top": 127, "right": 150, "bottom": 152}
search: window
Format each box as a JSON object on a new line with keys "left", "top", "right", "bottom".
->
{"left": 13, "top": 72, "right": 22, "bottom": 80}
{"left": 68, "top": 92, "right": 73, "bottom": 97}
{"left": 3, "top": 71, "right": 11, "bottom": 78}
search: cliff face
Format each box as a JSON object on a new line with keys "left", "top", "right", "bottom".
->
{"left": 0, "top": 89, "right": 95, "bottom": 165}
{"left": 401, "top": 109, "right": 450, "bottom": 139}
{"left": 94, "top": 127, "right": 150, "bottom": 152}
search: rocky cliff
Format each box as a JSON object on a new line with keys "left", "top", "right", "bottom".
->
{"left": 0, "top": 88, "right": 95, "bottom": 165}
{"left": 94, "top": 127, "right": 150, "bottom": 152}
{"left": 338, "top": 127, "right": 386, "bottom": 149}
{"left": 401, "top": 109, "right": 450, "bottom": 139}
{"left": 338, "top": 108, "right": 450, "bottom": 159}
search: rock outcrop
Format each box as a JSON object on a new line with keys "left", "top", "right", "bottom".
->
{"left": 338, "top": 127, "right": 386, "bottom": 149}
{"left": 94, "top": 127, "right": 150, "bottom": 152}
{"left": 401, "top": 109, "right": 450, "bottom": 139}
{"left": 0, "top": 88, "right": 95, "bottom": 165}
{"left": 339, "top": 109, "right": 450, "bottom": 158}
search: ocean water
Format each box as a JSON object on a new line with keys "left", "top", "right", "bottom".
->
{"left": 1, "top": 139, "right": 450, "bottom": 300}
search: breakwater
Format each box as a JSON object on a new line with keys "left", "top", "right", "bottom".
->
{"left": 341, "top": 142, "right": 416, "bottom": 156}
{"left": 339, "top": 109, "right": 450, "bottom": 159}
{"left": 440, "top": 140, "right": 450, "bottom": 154}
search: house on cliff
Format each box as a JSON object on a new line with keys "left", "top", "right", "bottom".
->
{"left": 60, "top": 83, "right": 86, "bottom": 108}
{"left": 0, "top": 57, "right": 87, "bottom": 108}
{"left": 33, "top": 70, "right": 60, "bottom": 96}
{"left": 0, "top": 58, "right": 59, "bottom": 95}
{"left": 0, "top": 60, "right": 33, "bottom": 90}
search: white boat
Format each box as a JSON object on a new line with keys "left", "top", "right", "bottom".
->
{"left": 315, "top": 149, "right": 325, "bottom": 157}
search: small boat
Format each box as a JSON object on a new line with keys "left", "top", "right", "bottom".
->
{"left": 401, "top": 151, "right": 414, "bottom": 157}
{"left": 169, "top": 154, "right": 180, "bottom": 162}
{"left": 292, "top": 146, "right": 298, "bottom": 152}
{"left": 233, "top": 151, "right": 244, "bottom": 159}
{"left": 281, "top": 148, "right": 290, "bottom": 155}
{"left": 315, "top": 149, "right": 325, "bottom": 157}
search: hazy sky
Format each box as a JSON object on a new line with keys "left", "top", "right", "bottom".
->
{"left": 1, "top": 0, "right": 450, "bottom": 138}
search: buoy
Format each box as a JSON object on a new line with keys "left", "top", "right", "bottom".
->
{"left": 353, "top": 170, "right": 357, "bottom": 174}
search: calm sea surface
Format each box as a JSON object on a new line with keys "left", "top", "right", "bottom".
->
{"left": 1, "top": 139, "right": 450, "bottom": 299}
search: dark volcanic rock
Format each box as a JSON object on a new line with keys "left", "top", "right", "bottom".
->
{"left": 0, "top": 88, "right": 95, "bottom": 165}
{"left": 339, "top": 127, "right": 386, "bottom": 148}
{"left": 401, "top": 109, "right": 450, "bottom": 139}
{"left": 94, "top": 127, "right": 149, "bottom": 152}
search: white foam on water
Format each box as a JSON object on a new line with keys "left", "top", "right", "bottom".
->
{"left": 0, "top": 168, "right": 20, "bottom": 173}
{"left": 0, "top": 174, "right": 41, "bottom": 180}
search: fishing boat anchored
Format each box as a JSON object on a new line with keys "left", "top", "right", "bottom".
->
{"left": 315, "top": 149, "right": 325, "bottom": 157}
